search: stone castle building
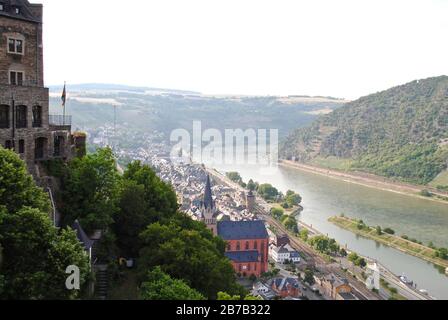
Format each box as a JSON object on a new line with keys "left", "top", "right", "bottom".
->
{"left": 0, "top": 0, "right": 82, "bottom": 177}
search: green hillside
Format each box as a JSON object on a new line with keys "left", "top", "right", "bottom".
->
{"left": 281, "top": 76, "right": 448, "bottom": 185}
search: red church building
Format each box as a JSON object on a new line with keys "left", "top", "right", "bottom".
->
{"left": 200, "top": 175, "right": 269, "bottom": 277}
{"left": 218, "top": 220, "right": 269, "bottom": 277}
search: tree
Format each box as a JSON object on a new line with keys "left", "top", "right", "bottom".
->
{"left": 299, "top": 229, "right": 309, "bottom": 242}
{"left": 258, "top": 184, "right": 279, "bottom": 201}
{"left": 247, "top": 179, "right": 257, "bottom": 192}
{"left": 123, "top": 161, "right": 179, "bottom": 224}
{"left": 304, "top": 268, "right": 315, "bottom": 285}
{"left": 113, "top": 180, "right": 151, "bottom": 257}
{"left": 376, "top": 226, "right": 383, "bottom": 235}
{"left": 217, "top": 292, "right": 261, "bottom": 300}
{"left": 140, "top": 267, "right": 205, "bottom": 300}
{"left": 226, "top": 172, "right": 243, "bottom": 184}
{"left": 0, "top": 207, "right": 89, "bottom": 299}
{"left": 435, "top": 248, "right": 448, "bottom": 260}
{"left": 0, "top": 147, "right": 49, "bottom": 214}
{"left": 285, "top": 190, "right": 302, "bottom": 207}
{"left": 271, "top": 207, "right": 284, "bottom": 220}
{"left": 138, "top": 221, "right": 243, "bottom": 299}
{"left": 60, "top": 148, "right": 120, "bottom": 233}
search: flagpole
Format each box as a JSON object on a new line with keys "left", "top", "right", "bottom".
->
{"left": 63, "top": 81, "right": 66, "bottom": 125}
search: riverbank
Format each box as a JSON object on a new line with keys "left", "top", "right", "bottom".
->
{"left": 280, "top": 160, "right": 448, "bottom": 205}
{"left": 328, "top": 215, "right": 448, "bottom": 270}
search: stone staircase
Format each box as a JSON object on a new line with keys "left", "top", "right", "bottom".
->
{"left": 94, "top": 265, "right": 109, "bottom": 300}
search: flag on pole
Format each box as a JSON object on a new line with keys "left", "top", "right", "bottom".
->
{"left": 61, "top": 82, "right": 66, "bottom": 107}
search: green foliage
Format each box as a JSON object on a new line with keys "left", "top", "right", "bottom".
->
{"left": 0, "top": 147, "right": 49, "bottom": 214}
{"left": 226, "top": 172, "right": 243, "bottom": 185}
{"left": 0, "top": 148, "right": 90, "bottom": 299}
{"left": 271, "top": 207, "right": 284, "bottom": 220}
{"left": 282, "top": 76, "right": 448, "bottom": 184}
{"left": 308, "top": 235, "right": 340, "bottom": 255}
{"left": 258, "top": 184, "right": 279, "bottom": 201}
{"left": 375, "top": 226, "right": 383, "bottom": 235}
{"left": 383, "top": 228, "right": 395, "bottom": 235}
{"left": 348, "top": 252, "right": 367, "bottom": 268}
{"left": 285, "top": 190, "right": 302, "bottom": 207}
{"left": 435, "top": 248, "right": 448, "bottom": 260}
{"left": 60, "top": 148, "right": 120, "bottom": 233}
{"left": 113, "top": 160, "right": 180, "bottom": 258}
{"left": 123, "top": 161, "right": 179, "bottom": 223}
{"left": 140, "top": 267, "right": 205, "bottom": 300}
{"left": 299, "top": 229, "right": 309, "bottom": 242}
{"left": 138, "top": 220, "right": 243, "bottom": 299}
{"left": 0, "top": 207, "right": 89, "bottom": 299}
{"left": 304, "top": 268, "right": 315, "bottom": 285}
{"left": 420, "top": 189, "right": 432, "bottom": 197}
{"left": 217, "top": 292, "right": 262, "bottom": 301}
{"left": 247, "top": 179, "right": 257, "bottom": 192}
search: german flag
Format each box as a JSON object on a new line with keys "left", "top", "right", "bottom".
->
{"left": 61, "top": 82, "right": 66, "bottom": 107}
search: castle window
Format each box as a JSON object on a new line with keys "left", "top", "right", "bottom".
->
{"left": 227, "top": 242, "right": 231, "bottom": 251}
{"left": 4, "top": 140, "right": 12, "bottom": 149}
{"left": 19, "top": 140, "right": 25, "bottom": 154}
{"left": 13, "top": 6, "right": 20, "bottom": 14}
{"left": 32, "top": 106, "right": 42, "bottom": 127}
{"left": 245, "top": 241, "right": 250, "bottom": 250}
{"left": 254, "top": 241, "right": 258, "bottom": 250}
{"left": 10, "top": 71, "right": 24, "bottom": 86}
{"left": 0, "top": 3, "right": 4, "bottom": 11}
{"left": 16, "top": 105, "right": 27, "bottom": 128}
{"left": 236, "top": 242, "right": 241, "bottom": 251}
{"left": 7, "top": 38, "right": 24, "bottom": 55}
{"left": 0, "top": 105, "right": 9, "bottom": 128}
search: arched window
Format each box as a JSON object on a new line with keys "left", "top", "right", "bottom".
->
{"left": 254, "top": 241, "right": 258, "bottom": 250}
{"left": 236, "top": 242, "right": 241, "bottom": 251}
{"left": 0, "top": 105, "right": 9, "bottom": 128}
{"left": 245, "top": 241, "right": 250, "bottom": 250}
{"left": 16, "top": 105, "right": 27, "bottom": 128}
{"left": 227, "top": 242, "right": 231, "bottom": 251}
{"left": 32, "top": 105, "right": 42, "bottom": 127}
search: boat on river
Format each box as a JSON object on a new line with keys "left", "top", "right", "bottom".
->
{"left": 399, "top": 274, "right": 414, "bottom": 286}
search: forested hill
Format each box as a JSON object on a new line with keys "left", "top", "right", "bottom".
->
{"left": 281, "top": 76, "right": 448, "bottom": 185}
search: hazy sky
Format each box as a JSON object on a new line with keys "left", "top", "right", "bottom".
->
{"left": 37, "top": 0, "right": 448, "bottom": 99}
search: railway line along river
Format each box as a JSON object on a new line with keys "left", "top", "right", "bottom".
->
{"left": 212, "top": 162, "right": 448, "bottom": 300}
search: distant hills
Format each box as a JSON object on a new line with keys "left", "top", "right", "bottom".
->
{"left": 49, "top": 84, "right": 347, "bottom": 139}
{"left": 281, "top": 76, "right": 448, "bottom": 185}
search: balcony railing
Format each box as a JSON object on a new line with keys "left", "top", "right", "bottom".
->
{"left": 49, "top": 114, "right": 72, "bottom": 126}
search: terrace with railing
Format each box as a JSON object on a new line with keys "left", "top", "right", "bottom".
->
{"left": 49, "top": 114, "right": 72, "bottom": 127}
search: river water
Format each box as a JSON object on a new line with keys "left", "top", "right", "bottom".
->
{"left": 212, "top": 163, "right": 448, "bottom": 300}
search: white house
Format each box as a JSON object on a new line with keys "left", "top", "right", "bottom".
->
{"left": 270, "top": 244, "right": 301, "bottom": 264}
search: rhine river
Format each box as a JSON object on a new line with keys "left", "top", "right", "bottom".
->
{"left": 213, "top": 162, "right": 448, "bottom": 300}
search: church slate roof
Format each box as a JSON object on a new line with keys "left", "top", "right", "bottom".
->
{"left": 0, "top": 0, "right": 41, "bottom": 23}
{"left": 225, "top": 250, "right": 259, "bottom": 263}
{"left": 203, "top": 175, "right": 214, "bottom": 210}
{"left": 218, "top": 220, "right": 268, "bottom": 240}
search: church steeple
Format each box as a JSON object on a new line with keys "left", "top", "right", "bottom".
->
{"left": 201, "top": 175, "right": 217, "bottom": 235}
{"left": 203, "top": 175, "right": 214, "bottom": 210}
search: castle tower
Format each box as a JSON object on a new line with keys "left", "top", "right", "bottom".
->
{"left": 0, "top": 1, "right": 77, "bottom": 178}
{"left": 201, "top": 175, "right": 218, "bottom": 235}
{"left": 246, "top": 190, "right": 255, "bottom": 213}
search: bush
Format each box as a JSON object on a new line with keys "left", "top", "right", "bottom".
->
{"left": 384, "top": 228, "right": 395, "bottom": 235}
